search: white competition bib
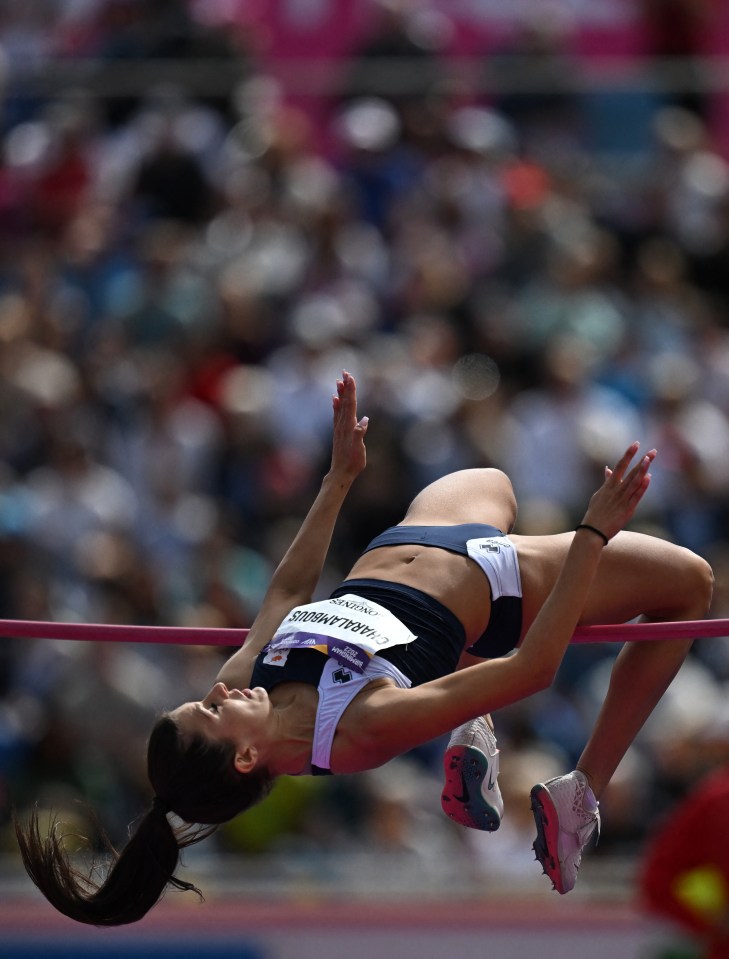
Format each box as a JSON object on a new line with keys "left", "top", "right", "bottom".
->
{"left": 269, "top": 594, "right": 416, "bottom": 674}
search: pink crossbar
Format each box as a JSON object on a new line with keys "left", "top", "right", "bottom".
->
{"left": 0, "top": 618, "right": 725, "bottom": 645}
{"left": 0, "top": 620, "right": 246, "bottom": 645}
{"left": 572, "top": 619, "right": 729, "bottom": 642}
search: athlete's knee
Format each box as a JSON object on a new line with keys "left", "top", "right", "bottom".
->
{"left": 482, "top": 468, "right": 517, "bottom": 525}
{"left": 682, "top": 550, "right": 714, "bottom": 618}
{"left": 487, "top": 468, "right": 513, "bottom": 488}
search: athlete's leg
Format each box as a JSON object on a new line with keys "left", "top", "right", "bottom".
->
{"left": 519, "top": 530, "right": 713, "bottom": 893}
{"left": 568, "top": 531, "right": 712, "bottom": 796}
{"left": 515, "top": 530, "right": 713, "bottom": 793}
{"left": 576, "top": 638, "right": 708, "bottom": 796}
{"left": 401, "top": 468, "right": 518, "bottom": 534}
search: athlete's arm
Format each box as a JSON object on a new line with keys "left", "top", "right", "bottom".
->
{"left": 217, "top": 371, "right": 368, "bottom": 688}
{"left": 356, "top": 443, "right": 655, "bottom": 765}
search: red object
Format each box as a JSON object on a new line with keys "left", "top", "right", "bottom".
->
{"left": 640, "top": 767, "right": 729, "bottom": 957}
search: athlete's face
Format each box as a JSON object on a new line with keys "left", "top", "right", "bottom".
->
{"left": 170, "top": 682, "right": 272, "bottom": 751}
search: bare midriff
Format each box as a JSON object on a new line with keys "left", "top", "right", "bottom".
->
{"left": 345, "top": 543, "right": 494, "bottom": 646}
{"left": 344, "top": 524, "right": 585, "bottom": 650}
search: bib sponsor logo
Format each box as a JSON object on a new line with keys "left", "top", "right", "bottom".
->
{"left": 263, "top": 646, "right": 290, "bottom": 667}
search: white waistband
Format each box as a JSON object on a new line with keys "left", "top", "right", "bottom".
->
{"left": 466, "top": 536, "right": 522, "bottom": 599}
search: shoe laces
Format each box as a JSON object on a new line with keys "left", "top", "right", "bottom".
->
{"left": 572, "top": 776, "right": 600, "bottom": 846}
{"left": 481, "top": 720, "right": 498, "bottom": 755}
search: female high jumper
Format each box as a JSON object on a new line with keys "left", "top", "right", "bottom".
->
{"left": 16, "top": 371, "right": 713, "bottom": 925}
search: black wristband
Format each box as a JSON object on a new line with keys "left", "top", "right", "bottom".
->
{"left": 575, "top": 523, "right": 609, "bottom": 547}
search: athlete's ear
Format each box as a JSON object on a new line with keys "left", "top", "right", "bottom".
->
{"left": 234, "top": 746, "right": 258, "bottom": 774}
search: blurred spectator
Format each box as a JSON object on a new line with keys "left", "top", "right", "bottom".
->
{"left": 342, "top": 0, "right": 446, "bottom": 151}
{"left": 640, "top": 0, "right": 715, "bottom": 119}
{"left": 501, "top": 333, "right": 643, "bottom": 522}
{"left": 464, "top": 745, "right": 566, "bottom": 890}
{"left": 485, "top": 14, "right": 583, "bottom": 159}
{"left": 643, "top": 351, "right": 729, "bottom": 554}
{"left": 24, "top": 417, "right": 138, "bottom": 622}
{"left": 131, "top": 115, "right": 216, "bottom": 224}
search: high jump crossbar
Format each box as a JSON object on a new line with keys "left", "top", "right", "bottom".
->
{"left": 0, "top": 618, "right": 725, "bottom": 646}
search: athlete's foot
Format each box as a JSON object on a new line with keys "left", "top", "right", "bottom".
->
{"left": 530, "top": 770, "right": 600, "bottom": 894}
{"left": 441, "top": 717, "right": 503, "bottom": 831}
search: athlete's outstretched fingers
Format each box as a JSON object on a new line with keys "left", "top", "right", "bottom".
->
{"left": 607, "top": 442, "right": 640, "bottom": 482}
{"left": 330, "top": 372, "right": 367, "bottom": 478}
{"left": 617, "top": 451, "right": 654, "bottom": 505}
{"left": 581, "top": 445, "right": 657, "bottom": 540}
{"left": 624, "top": 448, "right": 656, "bottom": 486}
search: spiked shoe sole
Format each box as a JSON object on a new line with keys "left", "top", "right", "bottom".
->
{"left": 441, "top": 744, "right": 501, "bottom": 831}
{"left": 530, "top": 783, "right": 566, "bottom": 894}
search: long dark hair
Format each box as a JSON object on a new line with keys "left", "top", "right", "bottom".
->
{"left": 14, "top": 715, "right": 274, "bottom": 926}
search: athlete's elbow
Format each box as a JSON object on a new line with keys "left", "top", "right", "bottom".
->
{"left": 513, "top": 655, "right": 557, "bottom": 697}
{"left": 490, "top": 652, "right": 557, "bottom": 704}
{"left": 530, "top": 665, "right": 557, "bottom": 695}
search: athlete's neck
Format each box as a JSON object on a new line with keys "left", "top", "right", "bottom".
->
{"left": 267, "top": 685, "right": 319, "bottom": 776}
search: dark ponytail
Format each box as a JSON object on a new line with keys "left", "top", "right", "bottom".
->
{"left": 14, "top": 802, "right": 205, "bottom": 926}
{"left": 14, "top": 714, "right": 274, "bottom": 926}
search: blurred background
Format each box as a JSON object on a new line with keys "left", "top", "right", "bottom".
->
{"left": 2, "top": 1, "right": 729, "bottom": 956}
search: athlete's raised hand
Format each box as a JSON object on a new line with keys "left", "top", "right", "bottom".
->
{"left": 330, "top": 371, "right": 368, "bottom": 480}
{"left": 580, "top": 442, "right": 656, "bottom": 543}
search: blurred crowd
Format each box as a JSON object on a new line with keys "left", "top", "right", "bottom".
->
{"left": 2, "top": 0, "right": 729, "bottom": 898}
